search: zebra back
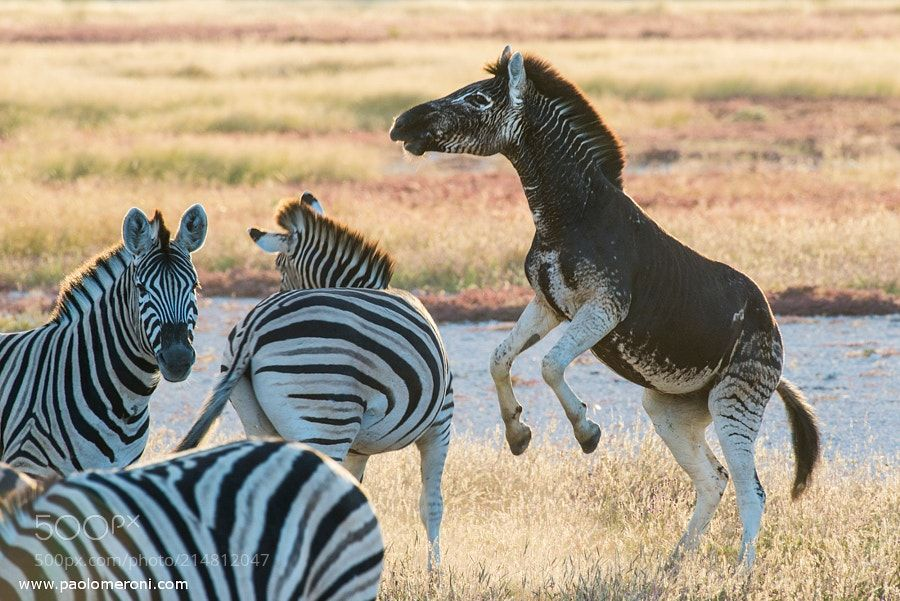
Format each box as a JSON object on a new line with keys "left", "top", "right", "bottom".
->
{"left": 0, "top": 440, "right": 383, "bottom": 601}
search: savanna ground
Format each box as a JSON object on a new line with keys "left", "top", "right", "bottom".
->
{"left": 1, "top": 1, "right": 898, "bottom": 598}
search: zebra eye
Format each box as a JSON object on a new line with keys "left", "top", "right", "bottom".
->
{"left": 135, "top": 282, "right": 147, "bottom": 294}
{"left": 465, "top": 93, "right": 491, "bottom": 108}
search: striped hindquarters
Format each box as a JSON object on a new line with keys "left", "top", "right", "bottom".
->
{"left": 226, "top": 287, "right": 450, "bottom": 457}
{"left": 0, "top": 440, "right": 383, "bottom": 601}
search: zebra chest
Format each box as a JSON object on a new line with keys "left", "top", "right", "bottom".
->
{"left": 526, "top": 248, "right": 611, "bottom": 320}
{"left": 526, "top": 249, "right": 576, "bottom": 318}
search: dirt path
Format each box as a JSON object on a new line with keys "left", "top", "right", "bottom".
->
{"left": 150, "top": 297, "right": 899, "bottom": 460}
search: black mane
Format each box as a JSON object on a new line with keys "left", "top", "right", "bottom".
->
{"left": 487, "top": 53, "right": 626, "bottom": 189}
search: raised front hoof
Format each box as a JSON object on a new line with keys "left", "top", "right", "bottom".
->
{"left": 577, "top": 422, "right": 602, "bottom": 454}
{"left": 505, "top": 423, "right": 532, "bottom": 456}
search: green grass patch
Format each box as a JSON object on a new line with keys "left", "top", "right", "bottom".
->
{"left": 171, "top": 64, "right": 214, "bottom": 79}
{"left": 200, "top": 112, "right": 302, "bottom": 135}
{"left": 585, "top": 76, "right": 900, "bottom": 101}
{"left": 48, "top": 102, "right": 118, "bottom": 127}
{"left": 0, "top": 101, "right": 27, "bottom": 138}
{"left": 34, "top": 146, "right": 378, "bottom": 186}
{"left": 344, "top": 92, "right": 430, "bottom": 131}
{"left": 40, "top": 152, "right": 110, "bottom": 182}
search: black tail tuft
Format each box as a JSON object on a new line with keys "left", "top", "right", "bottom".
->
{"left": 776, "top": 379, "right": 821, "bottom": 499}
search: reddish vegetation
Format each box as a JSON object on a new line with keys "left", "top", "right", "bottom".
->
{"left": 6, "top": 282, "right": 895, "bottom": 323}
{"left": 2, "top": 10, "right": 897, "bottom": 44}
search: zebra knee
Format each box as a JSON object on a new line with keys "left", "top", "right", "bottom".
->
{"left": 489, "top": 345, "right": 512, "bottom": 382}
{"left": 715, "top": 464, "right": 729, "bottom": 497}
{"left": 540, "top": 353, "right": 566, "bottom": 388}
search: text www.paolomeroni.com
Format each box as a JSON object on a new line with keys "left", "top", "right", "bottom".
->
{"left": 18, "top": 579, "right": 187, "bottom": 592}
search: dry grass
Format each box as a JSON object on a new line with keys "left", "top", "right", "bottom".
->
{"left": 142, "top": 424, "right": 900, "bottom": 600}
{"left": 0, "top": 0, "right": 897, "bottom": 296}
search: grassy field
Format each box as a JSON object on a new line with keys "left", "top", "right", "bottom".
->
{"left": 0, "top": 1, "right": 898, "bottom": 298}
{"left": 144, "top": 423, "right": 899, "bottom": 600}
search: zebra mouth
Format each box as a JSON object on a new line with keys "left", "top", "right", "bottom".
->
{"left": 156, "top": 349, "right": 195, "bottom": 383}
{"left": 401, "top": 137, "right": 430, "bottom": 156}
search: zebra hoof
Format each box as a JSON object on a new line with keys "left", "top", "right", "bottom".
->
{"left": 506, "top": 423, "right": 532, "bottom": 456}
{"left": 578, "top": 422, "right": 602, "bottom": 454}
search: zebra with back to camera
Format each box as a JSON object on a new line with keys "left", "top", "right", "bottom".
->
{"left": 176, "top": 192, "right": 453, "bottom": 570}
{"left": 0, "top": 205, "right": 208, "bottom": 480}
{"left": 0, "top": 440, "right": 384, "bottom": 601}
{"left": 389, "top": 46, "right": 820, "bottom": 567}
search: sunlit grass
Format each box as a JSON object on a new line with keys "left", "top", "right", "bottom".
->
{"left": 142, "top": 423, "right": 900, "bottom": 600}
{"left": 0, "top": 2, "right": 897, "bottom": 295}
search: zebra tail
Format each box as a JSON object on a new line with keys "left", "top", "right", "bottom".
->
{"left": 776, "top": 378, "right": 821, "bottom": 499}
{"left": 175, "top": 359, "right": 249, "bottom": 452}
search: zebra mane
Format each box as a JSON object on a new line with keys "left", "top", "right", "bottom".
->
{"left": 486, "top": 53, "right": 626, "bottom": 190}
{"left": 0, "top": 470, "right": 59, "bottom": 522}
{"left": 274, "top": 198, "right": 395, "bottom": 288}
{"left": 50, "top": 211, "right": 170, "bottom": 323}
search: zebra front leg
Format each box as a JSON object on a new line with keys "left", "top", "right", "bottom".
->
{"left": 416, "top": 422, "right": 450, "bottom": 571}
{"left": 540, "top": 303, "right": 619, "bottom": 453}
{"left": 642, "top": 390, "right": 728, "bottom": 564}
{"left": 490, "top": 297, "right": 560, "bottom": 455}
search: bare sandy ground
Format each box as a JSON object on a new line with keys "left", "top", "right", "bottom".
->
{"left": 149, "top": 297, "right": 899, "bottom": 461}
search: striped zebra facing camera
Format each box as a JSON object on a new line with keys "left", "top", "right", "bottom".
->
{"left": 177, "top": 191, "right": 454, "bottom": 570}
{"left": 0, "top": 205, "right": 208, "bottom": 480}
{"left": 0, "top": 440, "right": 383, "bottom": 601}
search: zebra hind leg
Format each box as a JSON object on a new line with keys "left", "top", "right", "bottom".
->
{"left": 709, "top": 366, "right": 777, "bottom": 567}
{"left": 342, "top": 452, "right": 369, "bottom": 483}
{"left": 415, "top": 419, "right": 450, "bottom": 571}
{"left": 642, "top": 390, "right": 728, "bottom": 565}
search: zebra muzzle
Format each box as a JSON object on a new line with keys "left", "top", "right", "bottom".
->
{"left": 157, "top": 323, "right": 196, "bottom": 382}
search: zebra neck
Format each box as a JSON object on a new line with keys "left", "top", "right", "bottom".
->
{"left": 53, "top": 252, "right": 159, "bottom": 396}
{"left": 506, "top": 97, "right": 621, "bottom": 242}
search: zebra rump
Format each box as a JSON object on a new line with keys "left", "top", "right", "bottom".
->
{"left": 0, "top": 440, "right": 383, "bottom": 601}
{"left": 177, "top": 192, "right": 453, "bottom": 570}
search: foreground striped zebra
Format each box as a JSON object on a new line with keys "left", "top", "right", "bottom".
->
{"left": 177, "top": 193, "right": 453, "bottom": 569}
{"left": 0, "top": 205, "right": 208, "bottom": 479}
{"left": 0, "top": 440, "right": 383, "bottom": 600}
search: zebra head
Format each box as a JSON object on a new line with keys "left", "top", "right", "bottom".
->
{"left": 122, "top": 205, "right": 208, "bottom": 383}
{"left": 248, "top": 192, "right": 327, "bottom": 291}
{"left": 390, "top": 45, "right": 527, "bottom": 156}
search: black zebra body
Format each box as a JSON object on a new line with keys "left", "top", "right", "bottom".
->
{"left": 0, "top": 206, "right": 207, "bottom": 479}
{"left": 0, "top": 440, "right": 383, "bottom": 601}
{"left": 390, "top": 47, "right": 820, "bottom": 567}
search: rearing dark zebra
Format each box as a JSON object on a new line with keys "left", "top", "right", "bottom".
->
{"left": 177, "top": 193, "right": 453, "bottom": 570}
{"left": 390, "top": 47, "right": 820, "bottom": 566}
{"left": 0, "top": 205, "right": 207, "bottom": 479}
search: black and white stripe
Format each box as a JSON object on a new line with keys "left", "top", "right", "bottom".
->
{"left": 0, "top": 440, "right": 383, "bottom": 600}
{"left": 0, "top": 206, "right": 207, "bottom": 479}
{"left": 177, "top": 193, "right": 453, "bottom": 569}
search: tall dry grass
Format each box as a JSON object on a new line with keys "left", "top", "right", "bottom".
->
{"left": 142, "top": 424, "right": 899, "bottom": 600}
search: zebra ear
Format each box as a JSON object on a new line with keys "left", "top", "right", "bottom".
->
{"left": 174, "top": 204, "right": 208, "bottom": 253}
{"left": 508, "top": 52, "right": 526, "bottom": 106}
{"left": 248, "top": 228, "right": 288, "bottom": 254}
{"left": 300, "top": 191, "right": 325, "bottom": 216}
{"left": 499, "top": 45, "right": 512, "bottom": 65}
{"left": 122, "top": 208, "right": 157, "bottom": 258}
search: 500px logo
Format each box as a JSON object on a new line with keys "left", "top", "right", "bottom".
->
{"left": 33, "top": 514, "right": 141, "bottom": 541}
